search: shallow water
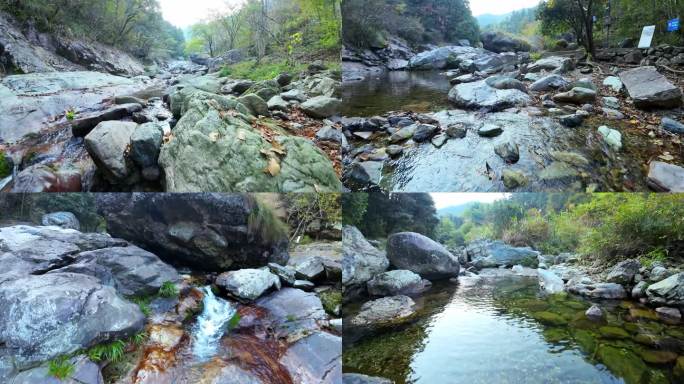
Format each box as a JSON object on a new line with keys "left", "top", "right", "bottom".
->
{"left": 340, "top": 71, "right": 451, "bottom": 117}
{"left": 192, "top": 286, "right": 237, "bottom": 361}
{"left": 344, "top": 275, "right": 684, "bottom": 384}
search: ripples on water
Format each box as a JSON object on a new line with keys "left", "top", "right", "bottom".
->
{"left": 192, "top": 286, "right": 237, "bottom": 361}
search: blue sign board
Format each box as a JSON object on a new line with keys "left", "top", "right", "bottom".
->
{"left": 668, "top": 18, "right": 680, "bottom": 32}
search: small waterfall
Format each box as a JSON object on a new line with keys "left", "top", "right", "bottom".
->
{"left": 192, "top": 286, "right": 237, "bottom": 361}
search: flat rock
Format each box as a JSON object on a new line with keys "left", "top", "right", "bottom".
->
{"left": 216, "top": 269, "right": 281, "bottom": 301}
{"left": 619, "top": 66, "right": 682, "bottom": 109}
{"left": 449, "top": 79, "right": 531, "bottom": 111}
{"left": 648, "top": 161, "right": 684, "bottom": 192}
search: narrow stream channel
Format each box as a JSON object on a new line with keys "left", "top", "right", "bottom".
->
{"left": 192, "top": 286, "right": 238, "bottom": 361}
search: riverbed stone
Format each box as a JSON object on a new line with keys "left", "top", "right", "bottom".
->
{"left": 300, "top": 96, "right": 341, "bottom": 118}
{"left": 130, "top": 122, "right": 164, "bottom": 169}
{"left": 349, "top": 295, "right": 417, "bottom": 329}
{"left": 532, "top": 311, "right": 567, "bottom": 326}
{"left": 502, "top": 169, "right": 528, "bottom": 189}
{"left": 0, "top": 273, "right": 144, "bottom": 366}
{"left": 597, "top": 345, "right": 648, "bottom": 384}
{"left": 387, "top": 232, "right": 460, "bottom": 280}
{"left": 559, "top": 114, "right": 584, "bottom": 127}
{"left": 390, "top": 124, "right": 417, "bottom": 142}
{"left": 567, "top": 282, "right": 627, "bottom": 299}
{"left": 412, "top": 124, "right": 439, "bottom": 142}
{"left": 647, "top": 161, "right": 684, "bottom": 192}
{"left": 237, "top": 93, "right": 270, "bottom": 117}
{"left": 527, "top": 56, "right": 574, "bottom": 74}
{"left": 449, "top": 79, "right": 531, "bottom": 111}
{"left": 661, "top": 117, "right": 684, "bottom": 134}
{"left": 538, "top": 269, "right": 564, "bottom": 294}
{"left": 367, "top": 270, "right": 430, "bottom": 297}
{"left": 256, "top": 288, "right": 326, "bottom": 337}
{"left": 280, "top": 331, "right": 341, "bottom": 384}
{"left": 619, "top": 66, "right": 682, "bottom": 109}
{"left": 603, "top": 76, "right": 623, "bottom": 92}
{"left": 598, "top": 126, "right": 622, "bottom": 150}
{"left": 530, "top": 75, "right": 571, "bottom": 92}
{"left": 216, "top": 269, "right": 281, "bottom": 301}
{"left": 71, "top": 103, "right": 143, "bottom": 137}
{"left": 41, "top": 212, "right": 80, "bottom": 230}
{"left": 342, "top": 226, "right": 389, "bottom": 293}
{"left": 494, "top": 141, "right": 520, "bottom": 163}
{"left": 606, "top": 259, "right": 641, "bottom": 285}
{"left": 632, "top": 281, "right": 649, "bottom": 299}
{"left": 603, "top": 96, "right": 620, "bottom": 109}
{"left": 552, "top": 87, "right": 596, "bottom": 104}
{"left": 268, "top": 263, "right": 297, "bottom": 286}
{"left": 478, "top": 124, "right": 504, "bottom": 137}
{"left": 585, "top": 305, "right": 605, "bottom": 322}
{"left": 84, "top": 121, "right": 138, "bottom": 181}
{"left": 466, "top": 240, "right": 539, "bottom": 268}
{"left": 656, "top": 307, "right": 681, "bottom": 324}
{"left": 646, "top": 273, "right": 684, "bottom": 306}
{"left": 345, "top": 161, "right": 383, "bottom": 188}
{"left": 445, "top": 123, "right": 468, "bottom": 138}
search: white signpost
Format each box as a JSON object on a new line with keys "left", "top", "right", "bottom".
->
{"left": 638, "top": 25, "right": 656, "bottom": 48}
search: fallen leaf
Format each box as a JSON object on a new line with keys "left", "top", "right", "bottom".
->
{"left": 209, "top": 132, "right": 220, "bottom": 142}
{"left": 265, "top": 158, "right": 281, "bottom": 177}
{"left": 237, "top": 130, "right": 246, "bottom": 141}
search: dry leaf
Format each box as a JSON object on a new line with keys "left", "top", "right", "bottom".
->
{"left": 314, "top": 184, "right": 321, "bottom": 193}
{"left": 265, "top": 158, "right": 281, "bottom": 177}
{"left": 237, "top": 130, "right": 246, "bottom": 141}
{"left": 209, "top": 132, "right": 220, "bottom": 142}
{"left": 260, "top": 149, "right": 271, "bottom": 157}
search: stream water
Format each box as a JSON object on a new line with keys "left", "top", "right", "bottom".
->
{"left": 192, "top": 286, "right": 238, "bottom": 361}
{"left": 344, "top": 273, "right": 684, "bottom": 384}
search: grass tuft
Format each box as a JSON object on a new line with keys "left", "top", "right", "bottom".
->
{"left": 87, "top": 340, "right": 126, "bottom": 363}
{"left": 48, "top": 356, "right": 75, "bottom": 380}
{"left": 159, "top": 281, "right": 178, "bottom": 298}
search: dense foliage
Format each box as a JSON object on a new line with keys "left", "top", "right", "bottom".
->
{"left": 435, "top": 194, "right": 684, "bottom": 264}
{"left": 0, "top": 0, "right": 185, "bottom": 61}
{"left": 284, "top": 193, "right": 342, "bottom": 241}
{"left": 343, "top": 193, "right": 439, "bottom": 239}
{"left": 342, "top": 0, "right": 480, "bottom": 48}
{"left": 187, "top": 0, "right": 341, "bottom": 78}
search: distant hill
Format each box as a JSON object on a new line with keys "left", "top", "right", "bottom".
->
{"left": 437, "top": 202, "right": 478, "bottom": 217}
{"left": 476, "top": 13, "right": 510, "bottom": 28}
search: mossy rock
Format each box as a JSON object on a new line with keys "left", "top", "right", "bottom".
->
{"left": 629, "top": 308, "right": 658, "bottom": 321}
{"left": 319, "top": 289, "right": 342, "bottom": 316}
{"left": 543, "top": 328, "right": 569, "bottom": 343}
{"left": 564, "top": 301, "right": 587, "bottom": 310}
{"left": 674, "top": 356, "right": 684, "bottom": 381}
{"left": 637, "top": 349, "right": 678, "bottom": 365}
{"left": 572, "top": 329, "right": 597, "bottom": 354}
{"left": 665, "top": 328, "right": 684, "bottom": 339}
{"left": 624, "top": 323, "right": 641, "bottom": 334}
{"left": 620, "top": 301, "right": 636, "bottom": 309}
{"left": 599, "top": 326, "right": 630, "bottom": 339}
{"left": 647, "top": 370, "right": 670, "bottom": 384}
{"left": 596, "top": 345, "right": 649, "bottom": 384}
{"left": 532, "top": 311, "right": 568, "bottom": 326}
{"left": 513, "top": 298, "right": 549, "bottom": 312}
{"left": 633, "top": 333, "right": 661, "bottom": 347}
{"left": 639, "top": 321, "right": 665, "bottom": 334}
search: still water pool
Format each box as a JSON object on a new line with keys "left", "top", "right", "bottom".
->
{"left": 344, "top": 274, "right": 683, "bottom": 384}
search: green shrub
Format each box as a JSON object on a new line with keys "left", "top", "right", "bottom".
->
{"left": 218, "top": 60, "right": 308, "bottom": 81}
{"left": 48, "top": 356, "right": 75, "bottom": 380}
{"left": 159, "top": 281, "right": 178, "bottom": 298}
{"left": 0, "top": 150, "right": 10, "bottom": 179}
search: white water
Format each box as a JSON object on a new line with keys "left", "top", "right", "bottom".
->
{"left": 192, "top": 286, "right": 237, "bottom": 361}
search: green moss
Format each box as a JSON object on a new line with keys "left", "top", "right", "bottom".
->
{"left": 542, "top": 327, "right": 569, "bottom": 343}
{"left": 159, "top": 281, "right": 178, "bottom": 298}
{"left": 598, "top": 326, "right": 630, "bottom": 339}
{"left": 319, "top": 290, "right": 342, "bottom": 315}
{"left": 48, "top": 356, "right": 75, "bottom": 380}
{"left": 532, "top": 311, "right": 567, "bottom": 326}
{"left": 572, "top": 329, "right": 597, "bottom": 354}
{"left": 596, "top": 345, "right": 649, "bottom": 384}
{"left": 637, "top": 350, "right": 678, "bottom": 365}
{"left": 0, "top": 151, "right": 10, "bottom": 179}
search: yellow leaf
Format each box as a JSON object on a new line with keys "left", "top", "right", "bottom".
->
{"left": 209, "top": 132, "right": 220, "bottom": 142}
{"left": 237, "top": 130, "right": 246, "bottom": 141}
{"left": 266, "top": 158, "right": 281, "bottom": 177}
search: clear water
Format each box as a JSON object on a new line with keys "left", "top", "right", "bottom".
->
{"left": 344, "top": 275, "right": 682, "bottom": 384}
{"left": 192, "top": 286, "right": 237, "bottom": 361}
{"left": 340, "top": 70, "right": 451, "bottom": 117}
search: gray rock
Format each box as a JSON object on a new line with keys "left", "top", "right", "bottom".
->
{"left": 655, "top": 307, "right": 681, "bottom": 324}
{"left": 619, "top": 66, "right": 682, "bottom": 109}
{"left": 280, "top": 332, "right": 341, "bottom": 384}
{"left": 530, "top": 75, "right": 571, "bottom": 92}
{"left": 387, "top": 232, "right": 460, "bottom": 280}
{"left": 650, "top": 266, "right": 674, "bottom": 282}
{"left": 316, "top": 126, "right": 347, "bottom": 147}
{"left": 502, "top": 169, "right": 528, "bottom": 189}
{"left": 84, "top": 121, "right": 137, "bottom": 180}
{"left": 52, "top": 245, "right": 180, "bottom": 296}
{"left": 431, "top": 133, "right": 448, "bottom": 148}
{"left": 237, "top": 93, "right": 270, "bottom": 117}
{"left": 367, "top": 270, "right": 431, "bottom": 297}
{"left": 559, "top": 114, "right": 584, "bottom": 128}
{"left": 586, "top": 305, "right": 605, "bottom": 322}
{"left": 603, "top": 76, "right": 623, "bottom": 92}
{"left": 527, "top": 56, "right": 574, "bottom": 74}
{"left": 449, "top": 79, "right": 531, "bottom": 111}
{"left": 598, "top": 126, "right": 622, "bottom": 150}
{"left": 646, "top": 273, "right": 684, "bottom": 306}
{"left": 412, "top": 124, "right": 439, "bottom": 142}
{"left": 345, "top": 161, "right": 383, "bottom": 188}
{"left": 632, "top": 281, "right": 648, "bottom": 299}
{"left": 538, "top": 269, "right": 565, "bottom": 294}
{"left": 342, "top": 226, "right": 389, "bottom": 290}
{"left": 466, "top": 240, "right": 540, "bottom": 268}
{"left": 267, "top": 95, "right": 290, "bottom": 112}
{"left": 281, "top": 89, "right": 308, "bottom": 102}
{"left": 268, "top": 263, "right": 297, "bottom": 286}
{"left": 478, "top": 124, "right": 504, "bottom": 137}
{"left": 446, "top": 123, "right": 468, "bottom": 138}
{"left": 390, "top": 124, "right": 418, "bottom": 143}
{"left": 567, "top": 282, "right": 627, "bottom": 299}
{"left": 606, "top": 259, "right": 641, "bottom": 285}
{"left": 300, "top": 96, "right": 342, "bottom": 118}
{"left": 494, "top": 141, "right": 520, "bottom": 163}
{"left": 485, "top": 76, "right": 527, "bottom": 93}
{"left": 71, "top": 103, "right": 143, "bottom": 137}
{"left": 343, "top": 373, "right": 393, "bottom": 384}
{"left": 221, "top": 79, "right": 254, "bottom": 95}
{"left": 293, "top": 280, "right": 315, "bottom": 291}
{"left": 661, "top": 117, "right": 684, "bottom": 134}
{"left": 553, "top": 87, "right": 596, "bottom": 104}
{"left": 648, "top": 161, "right": 684, "bottom": 192}
{"left": 481, "top": 31, "right": 531, "bottom": 53}
{"left": 603, "top": 97, "right": 620, "bottom": 109}
{"left": 216, "top": 269, "right": 281, "bottom": 301}
{"left": 41, "top": 212, "right": 80, "bottom": 230}
{"left": 130, "top": 122, "right": 163, "bottom": 168}
{"left": 0, "top": 273, "right": 144, "bottom": 365}
{"left": 386, "top": 145, "right": 404, "bottom": 157}
{"left": 255, "top": 288, "right": 326, "bottom": 338}
{"left": 97, "top": 194, "right": 289, "bottom": 271}
{"left": 349, "top": 295, "right": 417, "bottom": 329}
{"left": 9, "top": 355, "right": 103, "bottom": 384}
{"left": 601, "top": 108, "right": 624, "bottom": 120}
{"left": 198, "top": 363, "right": 265, "bottom": 384}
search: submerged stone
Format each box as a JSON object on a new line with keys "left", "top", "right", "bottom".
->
{"left": 596, "top": 345, "right": 649, "bottom": 384}
{"left": 598, "top": 326, "right": 630, "bottom": 339}
{"left": 532, "top": 311, "right": 567, "bottom": 326}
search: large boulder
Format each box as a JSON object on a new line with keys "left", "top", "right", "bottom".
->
{"left": 386, "top": 232, "right": 460, "bottom": 279}
{"left": 300, "top": 96, "right": 342, "bottom": 118}
{"left": 255, "top": 288, "right": 326, "bottom": 338}
{"left": 342, "top": 226, "right": 389, "bottom": 291}
{"left": 0, "top": 273, "right": 144, "bottom": 367}
{"left": 41, "top": 212, "right": 80, "bottom": 230}
{"left": 647, "top": 161, "right": 684, "bottom": 192}
{"left": 159, "top": 98, "right": 341, "bottom": 192}
{"left": 466, "top": 240, "right": 540, "bottom": 268}
{"left": 646, "top": 273, "right": 684, "bottom": 306}
{"left": 84, "top": 121, "right": 138, "bottom": 182}
{"left": 367, "top": 270, "right": 431, "bottom": 297}
{"left": 216, "top": 268, "right": 281, "bottom": 301}
{"left": 605, "top": 259, "right": 641, "bottom": 285}
{"left": 481, "top": 31, "right": 531, "bottom": 53}
{"left": 96, "top": 194, "right": 289, "bottom": 271}
{"left": 408, "top": 46, "right": 463, "bottom": 70}
{"left": 448, "top": 79, "right": 531, "bottom": 111}
{"left": 50, "top": 245, "right": 180, "bottom": 296}
{"left": 619, "top": 66, "right": 682, "bottom": 109}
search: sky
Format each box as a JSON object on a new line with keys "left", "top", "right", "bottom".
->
{"left": 469, "top": 0, "right": 540, "bottom": 16}
{"left": 158, "top": 0, "right": 243, "bottom": 27}
{"left": 430, "top": 193, "right": 510, "bottom": 210}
